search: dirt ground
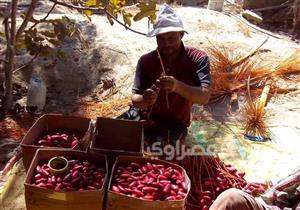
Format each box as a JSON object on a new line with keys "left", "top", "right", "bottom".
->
{"left": 0, "top": 1, "right": 300, "bottom": 209}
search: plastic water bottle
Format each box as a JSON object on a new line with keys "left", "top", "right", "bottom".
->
{"left": 26, "top": 76, "right": 47, "bottom": 113}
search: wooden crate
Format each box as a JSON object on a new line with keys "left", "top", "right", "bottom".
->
{"left": 21, "top": 114, "right": 92, "bottom": 171}
{"left": 90, "top": 117, "right": 144, "bottom": 172}
{"left": 24, "top": 148, "right": 108, "bottom": 210}
{"left": 106, "top": 155, "right": 191, "bottom": 210}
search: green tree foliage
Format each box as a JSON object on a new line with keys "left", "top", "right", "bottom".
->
{"left": 1, "top": 0, "right": 157, "bottom": 110}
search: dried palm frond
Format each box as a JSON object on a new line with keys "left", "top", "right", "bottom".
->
{"left": 229, "top": 54, "right": 300, "bottom": 94}
{"left": 208, "top": 38, "right": 268, "bottom": 104}
{"left": 77, "top": 97, "right": 131, "bottom": 120}
{"left": 249, "top": 66, "right": 272, "bottom": 81}
{"left": 208, "top": 46, "right": 245, "bottom": 103}
{"left": 273, "top": 49, "right": 300, "bottom": 80}
{"left": 209, "top": 46, "right": 239, "bottom": 73}
{"left": 233, "top": 59, "right": 260, "bottom": 81}
{"left": 209, "top": 58, "right": 265, "bottom": 103}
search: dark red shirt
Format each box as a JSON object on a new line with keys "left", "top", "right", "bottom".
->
{"left": 132, "top": 44, "right": 211, "bottom": 126}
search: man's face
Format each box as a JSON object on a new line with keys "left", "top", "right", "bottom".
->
{"left": 156, "top": 31, "right": 183, "bottom": 57}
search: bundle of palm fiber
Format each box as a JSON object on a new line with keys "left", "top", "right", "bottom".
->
{"left": 77, "top": 97, "right": 131, "bottom": 120}
{"left": 208, "top": 43, "right": 300, "bottom": 104}
{"left": 208, "top": 43, "right": 300, "bottom": 139}
{"left": 242, "top": 97, "right": 270, "bottom": 139}
{"left": 242, "top": 49, "right": 300, "bottom": 140}
{"left": 242, "top": 78, "right": 272, "bottom": 140}
{"left": 208, "top": 45, "right": 263, "bottom": 104}
{"left": 272, "top": 49, "right": 300, "bottom": 80}
{"left": 243, "top": 49, "right": 300, "bottom": 96}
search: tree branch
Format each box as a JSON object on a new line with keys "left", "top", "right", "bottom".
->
{"left": 4, "top": 0, "right": 18, "bottom": 109}
{"left": 16, "top": 0, "right": 38, "bottom": 40}
{"left": 4, "top": 18, "right": 10, "bottom": 45}
{"left": 48, "top": 0, "right": 147, "bottom": 36}
{"left": 49, "top": 0, "right": 105, "bottom": 11}
{"left": 28, "top": 2, "right": 57, "bottom": 31}
{"left": 10, "top": 0, "right": 17, "bottom": 45}
{"left": 103, "top": 9, "right": 146, "bottom": 36}
{"left": 13, "top": 52, "right": 39, "bottom": 74}
{"left": 0, "top": 58, "right": 8, "bottom": 63}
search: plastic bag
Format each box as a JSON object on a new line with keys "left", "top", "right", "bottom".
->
{"left": 26, "top": 76, "right": 47, "bottom": 113}
{"left": 261, "top": 169, "right": 300, "bottom": 208}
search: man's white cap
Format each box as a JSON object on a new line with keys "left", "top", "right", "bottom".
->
{"left": 147, "top": 4, "right": 187, "bottom": 37}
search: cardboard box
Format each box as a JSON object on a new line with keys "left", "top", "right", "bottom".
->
{"left": 106, "top": 155, "right": 191, "bottom": 210}
{"left": 21, "top": 114, "right": 92, "bottom": 171}
{"left": 90, "top": 117, "right": 144, "bottom": 171}
{"left": 24, "top": 148, "right": 108, "bottom": 210}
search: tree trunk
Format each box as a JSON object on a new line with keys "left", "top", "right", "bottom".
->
{"left": 4, "top": 0, "right": 18, "bottom": 110}
{"left": 4, "top": 45, "right": 15, "bottom": 110}
{"left": 293, "top": 0, "right": 300, "bottom": 38}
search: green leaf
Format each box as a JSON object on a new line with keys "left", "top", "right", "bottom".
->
{"left": 106, "top": 3, "right": 117, "bottom": 25}
{"left": 20, "top": 12, "right": 26, "bottom": 19}
{"left": 110, "top": 0, "right": 120, "bottom": 10}
{"left": 107, "top": 16, "right": 114, "bottom": 25}
{"left": 133, "top": 0, "right": 157, "bottom": 22}
{"left": 108, "top": 3, "right": 118, "bottom": 16}
{"left": 84, "top": 9, "right": 93, "bottom": 16}
{"left": 84, "top": 0, "right": 97, "bottom": 16}
{"left": 85, "top": 0, "right": 98, "bottom": 7}
{"left": 95, "top": 0, "right": 102, "bottom": 7}
{"left": 122, "top": 12, "right": 132, "bottom": 27}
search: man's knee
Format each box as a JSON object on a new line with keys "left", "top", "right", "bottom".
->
{"left": 210, "top": 188, "right": 266, "bottom": 210}
{"left": 210, "top": 188, "right": 250, "bottom": 210}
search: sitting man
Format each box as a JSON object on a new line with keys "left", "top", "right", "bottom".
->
{"left": 210, "top": 168, "right": 300, "bottom": 210}
{"left": 131, "top": 4, "right": 211, "bottom": 145}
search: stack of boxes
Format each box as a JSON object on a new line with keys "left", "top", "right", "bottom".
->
{"left": 20, "top": 114, "right": 190, "bottom": 210}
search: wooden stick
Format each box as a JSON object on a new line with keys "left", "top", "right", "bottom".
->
{"left": 258, "top": 79, "right": 272, "bottom": 109}
{"left": 156, "top": 48, "right": 167, "bottom": 75}
{"left": 156, "top": 48, "right": 170, "bottom": 110}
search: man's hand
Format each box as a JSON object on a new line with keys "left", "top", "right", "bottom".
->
{"left": 143, "top": 85, "right": 160, "bottom": 106}
{"left": 157, "top": 75, "right": 178, "bottom": 92}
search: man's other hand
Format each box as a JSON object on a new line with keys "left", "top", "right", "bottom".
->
{"left": 157, "top": 75, "right": 178, "bottom": 92}
{"left": 143, "top": 85, "right": 159, "bottom": 106}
